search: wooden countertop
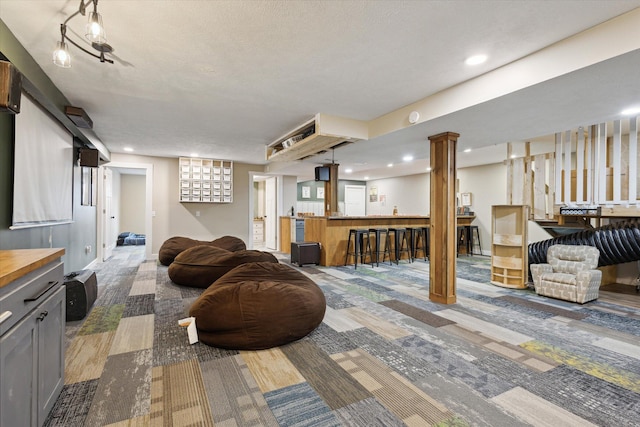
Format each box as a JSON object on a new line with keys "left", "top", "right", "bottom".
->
{"left": 308, "top": 215, "right": 475, "bottom": 220}
{"left": 325, "top": 215, "right": 429, "bottom": 220}
{"left": 0, "top": 248, "right": 65, "bottom": 288}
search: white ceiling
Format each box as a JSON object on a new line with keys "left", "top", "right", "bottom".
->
{"left": 2, "top": 1, "right": 640, "bottom": 181}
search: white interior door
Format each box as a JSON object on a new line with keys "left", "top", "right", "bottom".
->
{"left": 344, "top": 185, "right": 366, "bottom": 216}
{"left": 103, "top": 168, "right": 115, "bottom": 260}
{"left": 265, "top": 177, "right": 277, "bottom": 249}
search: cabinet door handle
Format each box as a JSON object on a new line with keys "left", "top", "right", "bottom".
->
{"left": 37, "top": 311, "right": 49, "bottom": 321}
{"left": 24, "top": 280, "right": 59, "bottom": 302}
{"left": 0, "top": 311, "right": 12, "bottom": 325}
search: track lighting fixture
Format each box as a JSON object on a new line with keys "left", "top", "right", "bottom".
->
{"left": 53, "top": 0, "right": 113, "bottom": 68}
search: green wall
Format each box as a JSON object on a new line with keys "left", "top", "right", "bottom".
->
{"left": 297, "top": 179, "right": 366, "bottom": 202}
{"left": 0, "top": 20, "right": 97, "bottom": 272}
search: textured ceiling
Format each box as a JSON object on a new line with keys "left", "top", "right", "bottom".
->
{"left": 1, "top": 1, "right": 640, "bottom": 181}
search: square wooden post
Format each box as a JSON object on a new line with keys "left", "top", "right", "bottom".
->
{"left": 428, "top": 132, "right": 459, "bottom": 304}
{"left": 324, "top": 163, "right": 339, "bottom": 216}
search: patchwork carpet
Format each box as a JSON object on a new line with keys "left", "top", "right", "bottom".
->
{"left": 45, "top": 246, "right": 640, "bottom": 426}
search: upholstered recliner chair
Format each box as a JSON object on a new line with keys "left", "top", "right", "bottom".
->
{"left": 530, "top": 244, "right": 602, "bottom": 304}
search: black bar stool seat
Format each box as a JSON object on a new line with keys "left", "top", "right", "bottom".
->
{"left": 469, "top": 225, "right": 482, "bottom": 255}
{"left": 413, "top": 226, "right": 429, "bottom": 261}
{"left": 456, "top": 226, "right": 472, "bottom": 256}
{"left": 369, "top": 228, "right": 391, "bottom": 266}
{"left": 388, "top": 227, "right": 412, "bottom": 264}
{"left": 344, "top": 228, "right": 373, "bottom": 269}
{"left": 405, "top": 227, "right": 418, "bottom": 262}
{"left": 423, "top": 226, "right": 431, "bottom": 259}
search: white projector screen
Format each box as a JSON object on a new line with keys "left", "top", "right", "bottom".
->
{"left": 12, "top": 94, "right": 73, "bottom": 229}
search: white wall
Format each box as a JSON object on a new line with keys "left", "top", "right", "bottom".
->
{"left": 458, "top": 163, "right": 507, "bottom": 254}
{"left": 364, "top": 167, "right": 497, "bottom": 251}
{"left": 281, "top": 175, "right": 298, "bottom": 217}
{"left": 366, "top": 173, "right": 430, "bottom": 216}
{"left": 110, "top": 153, "right": 264, "bottom": 254}
{"left": 120, "top": 174, "right": 146, "bottom": 233}
{"left": 362, "top": 162, "right": 551, "bottom": 256}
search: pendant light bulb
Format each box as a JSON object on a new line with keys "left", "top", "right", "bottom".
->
{"left": 86, "top": 11, "right": 106, "bottom": 44}
{"left": 53, "top": 40, "right": 71, "bottom": 68}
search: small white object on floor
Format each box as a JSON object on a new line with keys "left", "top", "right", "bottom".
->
{"left": 187, "top": 318, "right": 199, "bottom": 344}
{"left": 178, "top": 316, "right": 192, "bottom": 327}
{"left": 178, "top": 316, "right": 199, "bottom": 344}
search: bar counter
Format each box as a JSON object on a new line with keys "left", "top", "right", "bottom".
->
{"left": 303, "top": 215, "right": 475, "bottom": 266}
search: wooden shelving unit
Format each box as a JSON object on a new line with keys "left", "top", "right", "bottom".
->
{"left": 179, "top": 157, "right": 232, "bottom": 203}
{"left": 491, "top": 205, "right": 529, "bottom": 289}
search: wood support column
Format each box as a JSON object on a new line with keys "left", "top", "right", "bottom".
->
{"left": 428, "top": 132, "right": 459, "bottom": 304}
{"left": 324, "top": 163, "right": 339, "bottom": 216}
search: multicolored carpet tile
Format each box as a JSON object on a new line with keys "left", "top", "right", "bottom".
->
{"left": 44, "top": 246, "right": 640, "bottom": 426}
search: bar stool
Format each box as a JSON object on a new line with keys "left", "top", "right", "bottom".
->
{"left": 369, "top": 228, "right": 391, "bottom": 266}
{"left": 388, "top": 227, "right": 412, "bottom": 264}
{"left": 413, "top": 226, "right": 429, "bottom": 261}
{"left": 423, "top": 226, "right": 431, "bottom": 259}
{"left": 456, "top": 226, "right": 465, "bottom": 256}
{"left": 457, "top": 226, "right": 472, "bottom": 256}
{"left": 405, "top": 227, "right": 417, "bottom": 261}
{"left": 344, "top": 229, "right": 373, "bottom": 269}
{"left": 469, "top": 225, "right": 482, "bottom": 255}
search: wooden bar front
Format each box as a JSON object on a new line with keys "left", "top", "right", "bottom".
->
{"left": 304, "top": 215, "right": 475, "bottom": 266}
{"left": 280, "top": 216, "right": 293, "bottom": 253}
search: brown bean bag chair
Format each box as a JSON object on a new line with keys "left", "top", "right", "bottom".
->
{"left": 189, "top": 262, "right": 326, "bottom": 350}
{"left": 158, "top": 235, "right": 246, "bottom": 266}
{"left": 168, "top": 245, "right": 279, "bottom": 288}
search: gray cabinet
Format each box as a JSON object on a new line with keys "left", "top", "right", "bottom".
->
{"left": 0, "top": 256, "right": 65, "bottom": 427}
{"left": 0, "top": 304, "right": 37, "bottom": 426}
{"left": 37, "top": 286, "right": 65, "bottom": 423}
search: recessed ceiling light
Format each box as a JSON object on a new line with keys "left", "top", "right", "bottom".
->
{"left": 364, "top": 176, "right": 369, "bottom": 180}
{"left": 621, "top": 106, "right": 640, "bottom": 115}
{"left": 387, "top": 163, "right": 393, "bottom": 167}
{"left": 465, "top": 54, "right": 487, "bottom": 66}
{"left": 510, "top": 154, "right": 517, "bottom": 159}
{"left": 190, "top": 153, "right": 199, "bottom": 157}
{"left": 123, "top": 147, "right": 133, "bottom": 152}
{"left": 345, "top": 168, "right": 353, "bottom": 173}
{"left": 403, "top": 155, "right": 413, "bottom": 162}
{"left": 426, "top": 167, "right": 432, "bottom": 172}
{"left": 463, "top": 148, "right": 472, "bottom": 153}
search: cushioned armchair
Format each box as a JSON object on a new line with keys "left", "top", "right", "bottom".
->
{"left": 530, "top": 244, "right": 602, "bottom": 304}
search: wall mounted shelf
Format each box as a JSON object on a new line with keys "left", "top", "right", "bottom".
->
{"left": 179, "top": 157, "right": 232, "bottom": 203}
{"left": 266, "top": 113, "right": 368, "bottom": 162}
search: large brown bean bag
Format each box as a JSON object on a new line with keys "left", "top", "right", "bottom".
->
{"left": 158, "top": 235, "right": 246, "bottom": 266}
{"left": 168, "top": 245, "right": 279, "bottom": 288}
{"left": 189, "top": 262, "right": 326, "bottom": 350}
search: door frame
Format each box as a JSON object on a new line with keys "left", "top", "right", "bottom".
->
{"left": 103, "top": 168, "right": 114, "bottom": 261}
{"left": 248, "top": 172, "right": 283, "bottom": 250}
{"left": 97, "top": 162, "right": 153, "bottom": 261}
